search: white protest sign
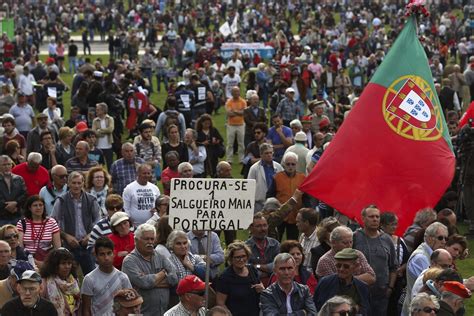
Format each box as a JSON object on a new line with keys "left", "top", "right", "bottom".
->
{"left": 170, "top": 178, "right": 256, "bottom": 231}
{"left": 47, "top": 87, "right": 57, "bottom": 98}
{"left": 219, "top": 22, "right": 231, "bottom": 38}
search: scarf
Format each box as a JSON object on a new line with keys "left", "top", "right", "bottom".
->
{"left": 46, "top": 275, "right": 80, "bottom": 316}
{"left": 90, "top": 185, "right": 109, "bottom": 218}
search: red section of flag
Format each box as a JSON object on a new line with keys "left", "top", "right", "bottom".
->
{"left": 299, "top": 83, "right": 455, "bottom": 235}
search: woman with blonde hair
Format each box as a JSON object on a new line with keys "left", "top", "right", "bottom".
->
{"left": 55, "top": 126, "right": 75, "bottom": 165}
{"left": 85, "top": 166, "right": 112, "bottom": 218}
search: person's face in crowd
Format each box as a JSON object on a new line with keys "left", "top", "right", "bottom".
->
{"left": 95, "top": 246, "right": 114, "bottom": 270}
{"left": 95, "top": 106, "right": 105, "bottom": 117}
{"left": 41, "top": 133, "right": 53, "bottom": 148}
{"left": 106, "top": 202, "right": 122, "bottom": 219}
{"left": 137, "top": 165, "right": 152, "bottom": 184}
{"left": 0, "top": 159, "right": 12, "bottom": 175}
{"left": 381, "top": 218, "right": 398, "bottom": 236}
{"left": 231, "top": 87, "right": 240, "bottom": 99}
{"left": 180, "top": 165, "right": 193, "bottom": 178}
{"left": 250, "top": 217, "right": 268, "bottom": 240}
{"left": 184, "top": 130, "right": 195, "bottom": 146}
{"left": 289, "top": 246, "right": 303, "bottom": 268}
{"left": 314, "top": 133, "right": 325, "bottom": 148}
{"left": 272, "top": 116, "right": 282, "bottom": 128}
{"left": 275, "top": 258, "right": 296, "bottom": 287}
{"left": 173, "top": 237, "right": 189, "bottom": 257}
{"left": 261, "top": 148, "right": 274, "bottom": 164}
{"left": 116, "top": 304, "right": 141, "bottom": 316}
{"left": 141, "top": 127, "right": 153, "bottom": 141}
{"left": 302, "top": 122, "right": 311, "bottom": 133}
{"left": 46, "top": 98, "right": 55, "bottom": 109}
{"left": 443, "top": 212, "right": 457, "bottom": 226}
{"left": 290, "top": 125, "right": 301, "bottom": 135}
{"left": 37, "top": 116, "right": 48, "bottom": 129}
{"left": 446, "top": 243, "right": 464, "bottom": 261}
{"left": 429, "top": 228, "right": 448, "bottom": 250}
{"left": 2, "top": 122, "right": 14, "bottom": 134}
{"left": 168, "top": 126, "right": 180, "bottom": 141}
{"left": 217, "top": 164, "right": 232, "bottom": 178}
{"left": 287, "top": 91, "right": 295, "bottom": 100}
{"left": 332, "top": 231, "right": 353, "bottom": 252}
{"left": 295, "top": 213, "right": 310, "bottom": 234}
{"left": 86, "top": 134, "right": 97, "bottom": 147}
{"left": 157, "top": 199, "right": 170, "bottom": 216}
{"left": 448, "top": 122, "right": 458, "bottom": 136}
{"left": 52, "top": 167, "right": 68, "bottom": 187}
{"left": 335, "top": 259, "right": 357, "bottom": 282}
{"left": 283, "top": 156, "right": 297, "bottom": 174}
{"left": 122, "top": 145, "right": 135, "bottom": 162}
{"left": 231, "top": 248, "right": 248, "bottom": 270}
{"left": 136, "top": 231, "right": 156, "bottom": 257}
{"left": 167, "top": 155, "right": 179, "bottom": 169}
{"left": 92, "top": 171, "right": 105, "bottom": 189}
{"left": 27, "top": 160, "right": 40, "bottom": 173}
{"left": 29, "top": 200, "right": 45, "bottom": 219}
{"left": 228, "top": 68, "right": 235, "bottom": 76}
{"left": 362, "top": 207, "right": 380, "bottom": 231}
{"left": 202, "top": 119, "right": 211, "bottom": 130}
{"left": 75, "top": 143, "right": 88, "bottom": 158}
{"left": 17, "top": 280, "right": 41, "bottom": 308}
{"left": 3, "top": 228, "right": 19, "bottom": 250}
{"left": 18, "top": 95, "right": 26, "bottom": 105}
{"left": 68, "top": 176, "right": 84, "bottom": 196}
{"left": 250, "top": 95, "right": 259, "bottom": 107}
{"left": 57, "top": 259, "right": 73, "bottom": 280}
{"left": 115, "top": 220, "right": 130, "bottom": 237}
{"left": 254, "top": 128, "right": 265, "bottom": 142}
{"left": 412, "top": 300, "right": 439, "bottom": 315}
{"left": 315, "top": 106, "right": 324, "bottom": 116}
{"left": 332, "top": 303, "right": 353, "bottom": 315}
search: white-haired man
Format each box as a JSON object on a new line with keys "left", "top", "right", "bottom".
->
{"left": 403, "top": 222, "right": 449, "bottom": 315}
{"left": 122, "top": 223, "right": 178, "bottom": 315}
{"left": 12, "top": 152, "right": 49, "bottom": 196}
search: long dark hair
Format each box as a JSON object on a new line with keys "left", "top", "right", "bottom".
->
{"left": 40, "top": 248, "right": 77, "bottom": 278}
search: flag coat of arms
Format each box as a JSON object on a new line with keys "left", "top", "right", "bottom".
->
{"left": 299, "top": 15, "right": 455, "bottom": 235}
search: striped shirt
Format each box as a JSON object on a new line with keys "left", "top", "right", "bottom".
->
{"left": 17, "top": 217, "right": 60, "bottom": 254}
{"left": 299, "top": 228, "right": 320, "bottom": 268}
{"left": 65, "top": 157, "right": 99, "bottom": 174}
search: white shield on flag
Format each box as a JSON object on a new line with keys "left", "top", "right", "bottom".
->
{"left": 399, "top": 90, "right": 432, "bottom": 123}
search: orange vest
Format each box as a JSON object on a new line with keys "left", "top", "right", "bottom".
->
{"left": 273, "top": 172, "right": 306, "bottom": 224}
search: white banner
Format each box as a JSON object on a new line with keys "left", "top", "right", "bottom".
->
{"left": 170, "top": 178, "right": 256, "bottom": 231}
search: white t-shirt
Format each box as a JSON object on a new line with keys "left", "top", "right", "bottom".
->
{"left": 123, "top": 181, "right": 161, "bottom": 226}
{"left": 227, "top": 59, "right": 244, "bottom": 75}
{"left": 81, "top": 267, "right": 132, "bottom": 315}
{"left": 222, "top": 74, "right": 241, "bottom": 99}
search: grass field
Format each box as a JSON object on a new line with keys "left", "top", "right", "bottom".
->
{"left": 47, "top": 54, "right": 474, "bottom": 312}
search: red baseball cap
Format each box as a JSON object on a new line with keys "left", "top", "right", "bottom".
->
{"left": 176, "top": 275, "right": 206, "bottom": 295}
{"left": 443, "top": 281, "right": 471, "bottom": 299}
{"left": 301, "top": 115, "right": 312, "bottom": 123}
{"left": 75, "top": 121, "right": 88, "bottom": 133}
{"left": 45, "top": 57, "right": 55, "bottom": 64}
{"left": 319, "top": 118, "right": 330, "bottom": 129}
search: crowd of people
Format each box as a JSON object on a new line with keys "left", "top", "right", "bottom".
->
{"left": 0, "top": 0, "right": 473, "bottom": 315}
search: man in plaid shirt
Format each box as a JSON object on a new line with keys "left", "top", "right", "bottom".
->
{"left": 110, "top": 143, "right": 145, "bottom": 195}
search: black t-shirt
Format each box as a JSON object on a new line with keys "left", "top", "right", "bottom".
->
{"left": 68, "top": 44, "right": 78, "bottom": 57}
{"left": 1, "top": 297, "right": 58, "bottom": 316}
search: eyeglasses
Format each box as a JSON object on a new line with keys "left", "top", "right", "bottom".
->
{"left": 415, "top": 307, "right": 439, "bottom": 313}
{"left": 254, "top": 131, "right": 262, "bottom": 134}
{"left": 335, "top": 311, "right": 353, "bottom": 316}
{"left": 335, "top": 263, "right": 351, "bottom": 270}
{"left": 188, "top": 291, "right": 206, "bottom": 296}
{"left": 55, "top": 174, "right": 68, "bottom": 179}
{"left": 107, "top": 205, "right": 122, "bottom": 210}
{"left": 436, "top": 235, "right": 448, "bottom": 241}
{"left": 3, "top": 234, "right": 18, "bottom": 240}
{"left": 232, "top": 255, "right": 247, "bottom": 261}
{"left": 93, "top": 176, "right": 105, "bottom": 179}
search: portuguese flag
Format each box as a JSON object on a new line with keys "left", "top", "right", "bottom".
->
{"left": 300, "top": 15, "right": 455, "bottom": 235}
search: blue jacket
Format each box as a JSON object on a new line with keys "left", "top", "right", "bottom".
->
{"left": 314, "top": 274, "right": 371, "bottom": 316}
{"left": 260, "top": 281, "right": 316, "bottom": 315}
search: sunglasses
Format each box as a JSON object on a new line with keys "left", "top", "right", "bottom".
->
{"left": 108, "top": 205, "right": 123, "bottom": 210}
{"left": 415, "top": 307, "right": 439, "bottom": 313}
{"left": 285, "top": 163, "right": 296, "bottom": 166}
{"left": 335, "top": 263, "right": 351, "bottom": 269}
{"left": 188, "top": 291, "right": 205, "bottom": 296}
{"left": 4, "top": 234, "right": 18, "bottom": 240}
{"left": 435, "top": 235, "right": 448, "bottom": 241}
{"left": 335, "top": 311, "right": 353, "bottom": 316}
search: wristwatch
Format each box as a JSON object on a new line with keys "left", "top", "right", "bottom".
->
{"left": 256, "top": 264, "right": 261, "bottom": 270}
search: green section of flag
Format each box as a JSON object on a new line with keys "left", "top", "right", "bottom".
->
{"left": 370, "top": 16, "right": 453, "bottom": 151}
{"left": 0, "top": 18, "right": 14, "bottom": 40}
